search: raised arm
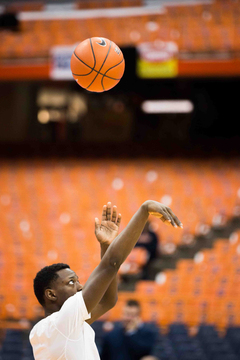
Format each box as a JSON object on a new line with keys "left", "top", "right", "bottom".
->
{"left": 86, "top": 203, "right": 121, "bottom": 324}
{"left": 82, "top": 201, "right": 182, "bottom": 314}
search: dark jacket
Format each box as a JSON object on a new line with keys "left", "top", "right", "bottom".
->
{"left": 101, "top": 323, "right": 159, "bottom": 360}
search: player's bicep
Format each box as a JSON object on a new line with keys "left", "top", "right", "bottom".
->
{"left": 85, "top": 302, "right": 107, "bottom": 325}
{"left": 82, "top": 262, "right": 117, "bottom": 314}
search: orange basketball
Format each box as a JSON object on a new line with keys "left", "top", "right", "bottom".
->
{"left": 70, "top": 37, "right": 125, "bottom": 93}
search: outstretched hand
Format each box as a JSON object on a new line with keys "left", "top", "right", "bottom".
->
{"left": 95, "top": 202, "right": 122, "bottom": 245}
{"left": 144, "top": 200, "right": 183, "bottom": 228}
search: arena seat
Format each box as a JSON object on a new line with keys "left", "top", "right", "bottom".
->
{"left": 6, "top": 2, "right": 44, "bottom": 12}
{"left": 119, "top": 247, "right": 149, "bottom": 276}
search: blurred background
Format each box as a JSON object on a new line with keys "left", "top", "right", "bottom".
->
{"left": 0, "top": 0, "right": 240, "bottom": 359}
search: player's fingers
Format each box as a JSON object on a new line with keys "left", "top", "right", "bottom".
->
{"left": 149, "top": 209, "right": 171, "bottom": 223}
{"left": 157, "top": 206, "right": 179, "bottom": 228}
{"left": 163, "top": 210, "right": 177, "bottom": 228}
{"left": 166, "top": 208, "right": 183, "bottom": 228}
{"left": 95, "top": 218, "right": 100, "bottom": 232}
{"left": 116, "top": 213, "right": 122, "bottom": 227}
{"left": 163, "top": 209, "right": 180, "bottom": 228}
{"left": 101, "top": 205, "right": 107, "bottom": 221}
{"left": 106, "top": 202, "right": 111, "bottom": 221}
{"left": 112, "top": 205, "right": 117, "bottom": 223}
{"left": 161, "top": 209, "right": 172, "bottom": 223}
{"left": 160, "top": 216, "right": 172, "bottom": 227}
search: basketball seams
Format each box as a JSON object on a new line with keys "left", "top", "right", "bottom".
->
{"left": 101, "top": 57, "right": 124, "bottom": 91}
{"left": 72, "top": 43, "right": 120, "bottom": 81}
{"left": 72, "top": 69, "right": 120, "bottom": 81}
{"left": 89, "top": 38, "right": 96, "bottom": 70}
{"left": 71, "top": 39, "right": 96, "bottom": 79}
{"left": 73, "top": 51, "right": 94, "bottom": 76}
{"left": 87, "top": 41, "right": 112, "bottom": 90}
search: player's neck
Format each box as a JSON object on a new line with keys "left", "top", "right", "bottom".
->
{"left": 44, "top": 303, "right": 60, "bottom": 317}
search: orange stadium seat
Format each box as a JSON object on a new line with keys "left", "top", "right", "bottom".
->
{"left": 119, "top": 247, "right": 149, "bottom": 276}
{"left": 76, "top": 0, "right": 143, "bottom": 9}
{"left": 6, "top": 2, "right": 44, "bottom": 12}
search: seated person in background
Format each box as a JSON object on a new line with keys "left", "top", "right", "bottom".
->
{"left": 135, "top": 221, "right": 158, "bottom": 261}
{"left": 101, "top": 300, "right": 159, "bottom": 360}
{"left": 135, "top": 222, "right": 159, "bottom": 279}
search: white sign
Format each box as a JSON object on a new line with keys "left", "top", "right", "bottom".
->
{"left": 137, "top": 40, "right": 178, "bottom": 62}
{"left": 50, "top": 44, "right": 77, "bottom": 80}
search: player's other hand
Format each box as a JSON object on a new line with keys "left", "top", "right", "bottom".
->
{"left": 95, "top": 202, "right": 121, "bottom": 245}
{"left": 143, "top": 200, "right": 183, "bottom": 228}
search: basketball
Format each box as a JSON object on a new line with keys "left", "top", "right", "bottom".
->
{"left": 70, "top": 37, "right": 125, "bottom": 93}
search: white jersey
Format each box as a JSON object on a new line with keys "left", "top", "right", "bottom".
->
{"left": 29, "top": 291, "right": 100, "bottom": 360}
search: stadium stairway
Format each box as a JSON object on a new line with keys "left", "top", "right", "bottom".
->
{"left": 118, "top": 214, "right": 240, "bottom": 287}
{"left": 149, "top": 214, "right": 240, "bottom": 279}
{"left": 104, "top": 229, "right": 240, "bottom": 330}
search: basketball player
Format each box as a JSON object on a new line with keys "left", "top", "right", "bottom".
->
{"left": 30, "top": 201, "right": 182, "bottom": 360}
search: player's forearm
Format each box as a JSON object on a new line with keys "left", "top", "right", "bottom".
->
{"left": 101, "top": 243, "right": 110, "bottom": 260}
{"left": 103, "top": 202, "right": 149, "bottom": 268}
{"left": 99, "top": 244, "right": 118, "bottom": 306}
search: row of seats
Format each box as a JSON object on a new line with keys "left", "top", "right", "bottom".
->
{"left": 104, "top": 231, "right": 240, "bottom": 328}
{"left": 0, "top": 329, "right": 34, "bottom": 360}
{"left": 1, "top": 324, "right": 240, "bottom": 360}
{"left": 0, "top": 1, "right": 239, "bottom": 59}
{"left": 5, "top": 0, "right": 142, "bottom": 13}
{"left": 76, "top": 0, "right": 142, "bottom": 9}
{"left": 0, "top": 158, "right": 239, "bottom": 321}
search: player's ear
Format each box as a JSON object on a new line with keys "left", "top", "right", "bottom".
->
{"left": 45, "top": 288, "right": 57, "bottom": 302}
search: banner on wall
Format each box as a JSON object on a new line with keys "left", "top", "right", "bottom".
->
{"left": 50, "top": 44, "right": 76, "bottom": 80}
{"left": 137, "top": 41, "right": 178, "bottom": 78}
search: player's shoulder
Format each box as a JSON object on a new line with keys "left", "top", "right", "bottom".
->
{"left": 30, "top": 313, "right": 58, "bottom": 339}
